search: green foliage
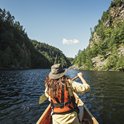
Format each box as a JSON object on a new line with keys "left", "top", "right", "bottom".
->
{"left": 95, "top": 24, "right": 106, "bottom": 39}
{"left": 74, "top": 1, "right": 124, "bottom": 71}
{"left": 67, "top": 57, "right": 74, "bottom": 64}
{"left": 104, "top": 54, "right": 118, "bottom": 70}
{"left": 104, "top": 52, "right": 124, "bottom": 71}
{"left": 116, "top": 55, "right": 124, "bottom": 71}
{"left": 32, "top": 40, "right": 71, "bottom": 67}
{"left": 73, "top": 49, "right": 93, "bottom": 70}
{"left": 102, "top": 11, "right": 109, "bottom": 22}
{"left": 0, "top": 8, "right": 70, "bottom": 69}
{"left": 0, "top": 8, "right": 33, "bottom": 68}
{"left": 111, "top": 0, "right": 123, "bottom": 7}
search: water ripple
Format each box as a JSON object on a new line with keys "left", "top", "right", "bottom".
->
{"left": 0, "top": 69, "right": 124, "bottom": 124}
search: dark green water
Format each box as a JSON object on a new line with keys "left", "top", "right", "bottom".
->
{"left": 0, "top": 69, "right": 124, "bottom": 124}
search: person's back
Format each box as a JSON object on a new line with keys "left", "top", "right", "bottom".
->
{"left": 45, "top": 64, "right": 90, "bottom": 124}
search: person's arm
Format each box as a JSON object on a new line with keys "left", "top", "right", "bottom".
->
{"left": 71, "top": 72, "right": 90, "bottom": 94}
{"left": 77, "top": 72, "right": 88, "bottom": 85}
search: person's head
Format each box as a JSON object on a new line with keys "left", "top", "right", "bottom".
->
{"left": 49, "top": 63, "right": 66, "bottom": 80}
{"left": 45, "top": 64, "right": 68, "bottom": 98}
{"left": 45, "top": 64, "right": 69, "bottom": 98}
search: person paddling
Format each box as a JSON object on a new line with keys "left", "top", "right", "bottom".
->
{"left": 44, "top": 64, "right": 90, "bottom": 124}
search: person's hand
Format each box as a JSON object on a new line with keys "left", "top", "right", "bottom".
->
{"left": 77, "top": 72, "right": 83, "bottom": 78}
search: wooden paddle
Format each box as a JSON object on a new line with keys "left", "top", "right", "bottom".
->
{"left": 39, "top": 75, "right": 79, "bottom": 104}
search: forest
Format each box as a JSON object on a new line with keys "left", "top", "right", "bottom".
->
{"left": 0, "top": 8, "right": 70, "bottom": 69}
{"left": 74, "top": 0, "right": 124, "bottom": 71}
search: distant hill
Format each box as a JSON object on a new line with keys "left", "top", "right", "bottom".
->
{"left": 67, "top": 57, "right": 74, "bottom": 64}
{"left": 74, "top": 0, "right": 124, "bottom": 71}
{"left": 32, "top": 40, "right": 71, "bottom": 67}
{"left": 0, "top": 8, "right": 70, "bottom": 69}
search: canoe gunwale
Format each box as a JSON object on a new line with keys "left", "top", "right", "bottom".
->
{"left": 37, "top": 93, "right": 99, "bottom": 124}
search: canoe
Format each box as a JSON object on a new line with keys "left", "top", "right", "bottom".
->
{"left": 37, "top": 93, "right": 99, "bottom": 124}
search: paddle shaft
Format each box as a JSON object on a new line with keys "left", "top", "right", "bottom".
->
{"left": 71, "top": 75, "right": 78, "bottom": 81}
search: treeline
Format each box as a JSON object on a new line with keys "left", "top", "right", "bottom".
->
{"left": 32, "top": 40, "right": 71, "bottom": 67}
{"left": 74, "top": 0, "right": 124, "bottom": 71}
{"left": 0, "top": 8, "right": 70, "bottom": 69}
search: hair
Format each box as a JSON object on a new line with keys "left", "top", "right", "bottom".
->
{"left": 45, "top": 75, "right": 70, "bottom": 98}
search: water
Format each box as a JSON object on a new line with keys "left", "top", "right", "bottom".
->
{"left": 0, "top": 69, "right": 124, "bottom": 124}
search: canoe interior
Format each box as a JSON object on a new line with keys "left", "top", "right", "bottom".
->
{"left": 37, "top": 105, "right": 98, "bottom": 124}
{"left": 83, "top": 105, "right": 98, "bottom": 124}
{"left": 37, "top": 93, "right": 99, "bottom": 124}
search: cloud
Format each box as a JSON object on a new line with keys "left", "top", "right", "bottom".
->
{"left": 62, "top": 38, "right": 80, "bottom": 45}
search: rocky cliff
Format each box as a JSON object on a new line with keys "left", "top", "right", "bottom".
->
{"left": 74, "top": 0, "right": 124, "bottom": 71}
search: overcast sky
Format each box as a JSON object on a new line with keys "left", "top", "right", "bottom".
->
{"left": 1, "top": 0, "right": 112, "bottom": 57}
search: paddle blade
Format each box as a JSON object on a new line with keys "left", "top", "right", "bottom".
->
{"left": 39, "top": 94, "right": 48, "bottom": 104}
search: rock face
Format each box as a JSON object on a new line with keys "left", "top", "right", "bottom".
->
{"left": 91, "top": 55, "right": 106, "bottom": 71}
{"left": 74, "top": 0, "right": 124, "bottom": 71}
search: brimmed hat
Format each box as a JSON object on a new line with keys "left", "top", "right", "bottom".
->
{"left": 49, "top": 64, "right": 66, "bottom": 79}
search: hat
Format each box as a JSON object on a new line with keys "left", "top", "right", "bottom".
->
{"left": 49, "top": 64, "right": 66, "bottom": 79}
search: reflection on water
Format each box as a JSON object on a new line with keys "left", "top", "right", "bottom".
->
{"left": 0, "top": 69, "right": 124, "bottom": 124}
{"left": 84, "top": 71, "right": 124, "bottom": 124}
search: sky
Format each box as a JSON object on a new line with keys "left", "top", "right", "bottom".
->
{"left": 1, "top": 0, "right": 112, "bottom": 57}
